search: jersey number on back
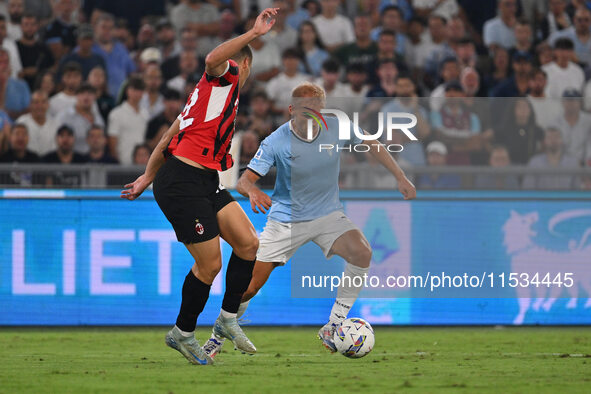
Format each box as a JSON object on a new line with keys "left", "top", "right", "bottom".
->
{"left": 179, "top": 88, "right": 199, "bottom": 130}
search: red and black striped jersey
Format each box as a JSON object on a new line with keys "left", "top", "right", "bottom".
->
{"left": 167, "top": 60, "right": 240, "bottom": 171}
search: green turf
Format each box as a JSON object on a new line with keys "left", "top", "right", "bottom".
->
{"left": 0, "top": 327, "right": 589, "bottom": 393}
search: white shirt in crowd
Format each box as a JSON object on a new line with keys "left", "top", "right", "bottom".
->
{"left": 311, "top": 14, "right": 355, "bottom": 48}
{"left": 584, "top": 80, "right": 591, "bottom": 112}
{"left": 2, "top": 38, "right": 22, "bottom": 78}
{"left": 412, "top": 0, "right": 459, "bottom": 20}
{"left": 554, "top": 111, "right": 591, "bottom": 163}
{"left": 15, "top": 113, "right": 57, "bottom": 156}
{"left": 266, "top": 72, "right": 310, "bottom": 108}
{"left": 140, "top": 93, "right": 164, "bottom": 121}
{"left": 542, "top": 61, "right": 585, "bottom": 98}
{"left": 108, "top": 101, "right": 148, "bottom": 165}
{"left": 527, "top": 95, "right": 564, "bottom": 130}
{"left": 250, "top": 41, "right": 281, "bottom": 78}
{"left": 48, "top": 92, "right": 76, "bottom": 118}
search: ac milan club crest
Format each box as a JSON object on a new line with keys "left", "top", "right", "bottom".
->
{"left": 195, "top": 220, "right": 204, "bottom": 235}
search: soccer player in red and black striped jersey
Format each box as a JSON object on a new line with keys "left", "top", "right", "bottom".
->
{"left": 121, "top": 8, "right": 279, "bottom": 365}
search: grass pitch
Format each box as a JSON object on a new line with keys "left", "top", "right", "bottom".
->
{"left": 0, "top": 327, "right": 589, "bottom": 393}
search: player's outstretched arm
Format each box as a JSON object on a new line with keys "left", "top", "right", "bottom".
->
{"left": 237, "top": 169, "right": 272, "bottom": 213}
{"left": 120, "top": 119, "right": 181, "bottom": 200}
{"left": 367, "top": 139, "right": 417, "bottom": 200}
{"left": 204, "top": 8, "right": 279, "bottom": 76}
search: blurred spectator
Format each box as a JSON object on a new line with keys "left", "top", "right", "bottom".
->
{"left": 134, "top": 24, "right": 157, "bottom": 59}
{"left": 312, "top": 0, "right": 355, "bottom": 52}
{"left": 93, "top": 14, "right": 136, "bottom": 97}
{"left": 170, "top": 0, "right": 220, "bottom": 38}
{"left": 167, "top": 50, "right": 201, "bottom": 95}
{"left": 6, "top": 0, "right": 23, "bottom": 41}
{"left": 131, "top": 143, "right": 151, "bottom": 166}
{"left": 107, "top": 76, "right": 148, "bottom": 165}
{"left": 296, "top": 20, "right": 329, "bottom": 77}
{"left": 343, "top": 62, "right": 369, "bottom": 98}
{"left": 48, "top": 62, "right": 81, "bottom": 117}
{"left": 490, "top": 51, "right": 533, "bottom": 97}
{"left": 447, "top": 15, "right": 467, "bottom": 41}
{"left": 266, "top": 48, "right": 310, "bottom": 110}
{"left": 461, "top": 67, "right": 490, "bottom": 130}
{"left": 16, "top": 13, "right": 53, "bottom": 90}
{"left": 535, "top": 41, "right": 554, "bottom": 66}
{"left": 156, "top": 20, "right": 180, "bottom": 62}
{"left": 114, "top": 19, "right": 135, "bottom": 52}
{"left": 43, "top": 0, "right": 77, "bottom": 62}
{"left": 54, "top": 83, "right": 105, "bottom": 154}
{"left": 287, "top": 0, "right": 321, "bottom": 30}
{"left": 0, "top": 123, "right": 39, "bottom": 162}
{"left": 367, "top": 30, "right": 405, "bottom": 85}
{"left": 555, "top": 89, "right": 591, "bottom": 164}
{"left": 15, "top": 90, "right": 56, "bottom": 155}
{"left": 542, "top": 38, "right": 585, "bottom": 98}
{"left": 87, "top": 66, "right": 115, "bottom": 122}
{"left": 483, "top": 0, "right": 517, "bottom": 50}
{"left": 527, "top": 68, "right": 563, "bottom": 129}
{"left": 145, "top": 88, "right": 182, "bottom": 150}
{"left": 509, "top": 18, "right": 534, "bottom": 58}
{"left": 84, "top": 124, "right": 118, "bottom": 164}
{"left": 137, "top": 47, "right": 162, "bottom": 74}
{"left": 412, "top": 0, "right": 459, "bottom": 21}
{"left": 430, "top": 56, "right": 460, "bottom": 111}
{"left": 161, "top": 27, "right": 198, "bottom": 81}
{"left": 42, "top": 125, "right": 87, "bottom": 164}
{"left": 315, "top": 58, "right": 349, "bottom": 98}
{"left": 430, "top": 82, "right": 488, "bottom": 165}
{"left": 22, "top": 0, "right": 52, "bottom": 25}
{"left": 370, "top": 6, "right": 408, "bottom": 57}
{"left": 522, "top": 127, "right": 579, "bottom": 190}
{"left": 140, "top": 64, "right": 164, "bottom": 120}
{"left": 240, "top": 90, "right": 275, "bottom": 140}
{"left": 405, "top": 16, "right": 427, "bottom": 69}
{"left": 482, "top": 46, "right": 510, "bottom": 95}
{"left": 57, "top": 24, "right": 105, "bottom": 80}
{"left": 0, "top": 14, "right": 23, "bottom": 78}
{"left": 239, "top": 130, "right": 259, "bottom": 166}
{"left": 539, "top": 0, "right": 571, "bottom": 40}
{"left": 0, "top": 107, "right": 12, "bottom": 153}
{"left": 334, "top": 14, "right": 377, "bottom": 70}
{"left": 366, "top": 58, "right": 398, "bottom": 97}
{"left": 474, "top": 145, "right": 520, "bottom": 189}
{"left": 263, "top": 0, "right": 297, "bottom": 51}
{"left": 454, "top": 37, "right": 478, "bottom": 70}
{"left": 413, "top": 15, "right": 450, "bottom": 79}
{"left": 197, "top": 9, "right": 238, "bottom": 59}
{"left": 548, "top": 7, "right": 591, "bottom": 67}
{"left": 380, "top": 75, "right": 429, "bottom": 165}
{"left": 245, "top": 15, "right": 281, "bottom": 82}
{"left": 494, "top": 97, "right": 543, "bottom": 164}
{"left": 0, "top": 46, "right": 29, "bottom": 120}
{"left": 417, "top": 141, "right": 461, "bottom": 189}
{"left": 35, "top": 69, "right": 56, "bottom": 98}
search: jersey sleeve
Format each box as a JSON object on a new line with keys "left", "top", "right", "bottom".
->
{"left": 348, "top": 120, "right": 364, "bottom": 145}
{"left": 247, "top": 137, "right": 275, "bottom": 177}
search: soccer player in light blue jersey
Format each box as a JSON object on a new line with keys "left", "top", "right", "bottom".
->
{"left": 203, "top": 82, "right": 416, "bottom": 357}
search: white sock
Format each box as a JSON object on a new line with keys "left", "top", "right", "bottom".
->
{"left": 220, "top": 309, "right": 237, "bottom": 319}
{"left": 237, "top": 300, "right": 250, "bottom": 319}
{"left": 329, "top": 263, "right": 369, "bottom": 324}
{"left": 175, "top": 325, "right": 194, "bottom": 338}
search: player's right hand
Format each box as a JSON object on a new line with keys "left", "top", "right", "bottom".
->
{"left": 252, "top": 8, "right": 279, "bottom": 37}
{"left": 249, "top": 188, "right": 272, "bottom": 214}
{"left": 121, "top": 174, "right": 150, "bottom": 201}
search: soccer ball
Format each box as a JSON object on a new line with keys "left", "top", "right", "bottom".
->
{"left": 333, "top": 317, "right": 375, "bottom": 358}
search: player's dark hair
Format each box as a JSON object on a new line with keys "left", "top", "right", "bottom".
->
{"left": 231, "top": 45, "right": 253, "bottom": 64}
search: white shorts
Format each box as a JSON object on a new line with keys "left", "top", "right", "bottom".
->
{"left": 257, "top": 210, "right": 359, "bottom": 265}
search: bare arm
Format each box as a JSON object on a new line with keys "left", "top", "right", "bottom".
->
{"left": 366, "top": 139, "right": 417, "bottom": 200}
{"left": 237, "top": 169, "right": 272, "bottom": 213}
{"left": 120, "top": 119, "right": 181, "bottom": 200}
{"left": 204, "top": 8, "right": 279, "bottom": 76}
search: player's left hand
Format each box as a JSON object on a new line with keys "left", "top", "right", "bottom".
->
{"left": 252, "top": 8, "right": 279, "bottom": 37}
{"left": 398, "top": 177, "right": 416, "bottom": 200}
{"left": 121, "top": 174, "right": 151, "bottom": 201}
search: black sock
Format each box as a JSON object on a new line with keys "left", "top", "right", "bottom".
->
{"left": 221, "top": 252, "right": 255, "bottom": 314}
{"left": 175, "top": 270, "right": 211, "bottom": 332}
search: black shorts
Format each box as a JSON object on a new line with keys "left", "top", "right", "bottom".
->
{"left": 153, "top": 156, "right": 235, "bottom": 244}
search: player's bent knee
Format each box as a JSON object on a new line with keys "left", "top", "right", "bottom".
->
{"left": 350, "top": 244, "right": 372, "bottom": 268}
{"left": 236, "top": 235, "right": 259, "bottom": 260}
{"left": 198, "top": 261, "right": 222, "bottom": 283}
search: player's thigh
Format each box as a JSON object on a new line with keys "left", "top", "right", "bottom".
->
{"left": 329, "top": 229, "right": 372, "bottom": 268}
{"left": 217, "top": 200, "right": 259, "bottom": 258}
{"left": 184, "top": 236, "right": 223, "bottom": 284}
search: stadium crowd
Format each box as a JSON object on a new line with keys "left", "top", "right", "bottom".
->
{"left": 0, "top": 0, "right": 590, "bottom": 189}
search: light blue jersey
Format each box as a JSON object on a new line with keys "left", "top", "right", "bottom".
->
{"left": 248, "top": 117, "right": 362, "bottom": 223}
